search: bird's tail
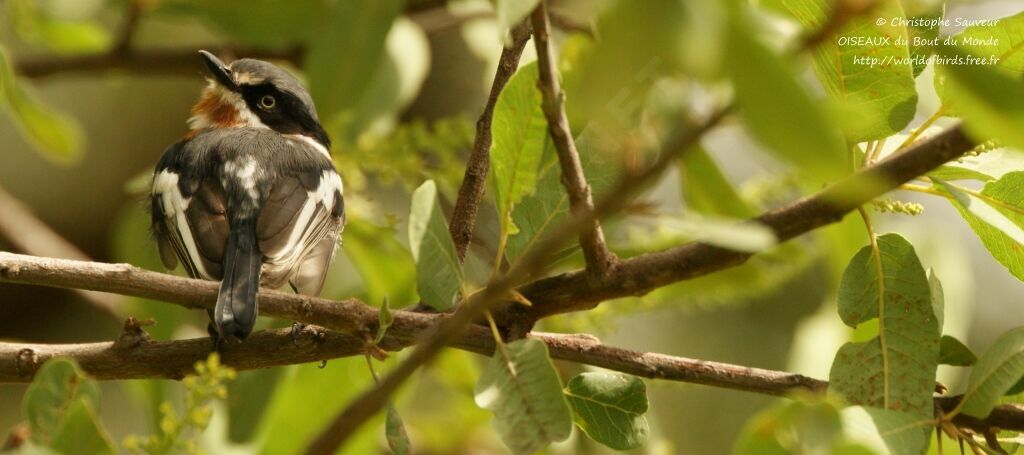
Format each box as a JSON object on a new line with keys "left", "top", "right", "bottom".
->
{"left": 215, "top": 222, "right": 262, "bottom": 341}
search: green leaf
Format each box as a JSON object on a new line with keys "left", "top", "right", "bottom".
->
{"left": 474, "top": 339, "right": 573, "bottom": 454}
{"left": 304, "top": 0, "right": 402, "bottom": 129}
{"left": 48, "top": 399, "right": 115, "bottom": 455}
{"left": 935, "top": 11, "right": 1024, "bottom": 115}
{"left": 1005, "top": 376, "right": 1024, "bottom": 397}
{"left": 0, "top": 47, "right": 83, "bottom": 164}
{"left": 959, "top": 327, "right": 1024, "bottom": 418}
{"left": 902, "top": 0, "right": 945, "bottom": 77}
{"left": 385, "top": 403, "right": 411, "bottom": 455}
{"left": 504, "top": 143, "right": 564, "bottom": 264}
{"left": 735, "top": 397, "right": 844, "bottom": 455}
{"left": 928, "top": 269, "right": 944, "bottom": 332}
{"left": 505, "top": 128, "right": 617, "bottom": 264}
{"left": 929, "top": 164, "right": 996, "bottom": 182}
{"left": 775, "top": 0, "right": 918, "bottom": 142}
{"left": 678, "top": 147, "right": 755, "bottom": 218}
{"left": 929, "top": 148, "right": 1024, "bottom": 183}
{"left": 935, "top": 174, "right": 1024, "bottom": 282}
{"left": 939, "top": 335, "right": 977, "bottom": 367}
{"left": 829, "top": 234, "right": 940, "bottom": 424}
{"left": 934, "top": 45, "right": 1024, "bottom": 150}
{"left": 725, "top": 20, "right": 847, "bottom": 179}
{"left": 491, "top": 62, "right": 548, "bottom": 234}
{"left": 841, "top": 406, "right": 929, "bottom": 455}
{"left": 408, "top": 180, "right": 463, "bottom": 311}
{"left": 495, "top": 0, "right": 540, "bottom": 43}
{"left": 22, "top": 358, "right": 102, "bottom": 444}
{"left": 564, "top": 373, "right": 649, "bottom": 451}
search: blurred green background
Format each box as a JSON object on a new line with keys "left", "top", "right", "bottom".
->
{"left": 1, "top": 0, "right": 1022, "bottom": 453}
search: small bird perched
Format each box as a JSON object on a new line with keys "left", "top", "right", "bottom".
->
{"left": 150, "top": 51, "right": 345, "bottom": 344}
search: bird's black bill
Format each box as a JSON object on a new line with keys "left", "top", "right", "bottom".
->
{"left": 199, "top": 50, "right": 236, "bottom": 90}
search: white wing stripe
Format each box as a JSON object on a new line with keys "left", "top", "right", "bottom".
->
{"left": 153, "top": 170, "right": 213, "bottom": 280}
{"left": 263, "top": 171, "right": 342, "bottom": 280}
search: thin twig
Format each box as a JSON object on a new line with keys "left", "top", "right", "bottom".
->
{"left": 448, "top": 21, "right": 531, "bottom": 262}
{"left": 0, "top": 186, "right": 120, "bottom": 320}
{"left": 530, "top": 1, "right": 616, "bottom": 274}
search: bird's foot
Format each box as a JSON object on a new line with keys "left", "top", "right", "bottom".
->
{"left": 207, "top": 321, "right": 223, "bottom": 352}
{"left": 291, "top": 322, "right": 305, "bottom": 346}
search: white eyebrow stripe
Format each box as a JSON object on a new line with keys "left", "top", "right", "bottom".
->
{"left": 233, "top": 72, "right": 265, "bottom": 85}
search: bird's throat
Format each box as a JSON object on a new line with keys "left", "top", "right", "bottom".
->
{"left": 187, "top": 82, "right": 265, "bottom": 134}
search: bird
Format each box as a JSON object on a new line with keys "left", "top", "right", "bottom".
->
{"left": 150, "top": 50, "right": 345, "bottom": 345}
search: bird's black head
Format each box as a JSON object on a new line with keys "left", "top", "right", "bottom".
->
{"left": 192, "top": 50, "right": 331, "bottom": 150}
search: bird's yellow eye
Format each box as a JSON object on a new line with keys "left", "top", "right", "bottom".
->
{"left": 259, "top": 95, "right": 276, "bottom": 110}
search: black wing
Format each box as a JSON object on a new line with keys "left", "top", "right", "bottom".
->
{"left": 151, "top": 140, "right": 229, "bottom": 280}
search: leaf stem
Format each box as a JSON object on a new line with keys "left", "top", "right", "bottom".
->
{"left": 904, "top": 181, "right": 1024, "bottom": 217}
{"left": 492, "top": 223, "right": 509, "bottom": 280}
{"left": 867, "top": 137, "right": 888, "bottom": 165}
{"left": 900, "top": 183, "right": 949, "bottom": 198}
{"left": 485, "top": 310, "right": 505, "bottom": 345}
{"left": 894, "top": 105, "right": 948, "bottom": 153}
{"left": 365, "top": 354, "right": 382, "bottom": 384}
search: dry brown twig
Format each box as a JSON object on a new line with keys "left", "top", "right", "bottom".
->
{"left": 448, "top": 22, "right": 532, "bottom": 261}
{"left": 531, "top": 2, "right": 616, "bottom": 274}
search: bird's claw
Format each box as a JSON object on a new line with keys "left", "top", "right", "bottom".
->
{"left": 291, "top": 322, "right": 305, "bottom": 346}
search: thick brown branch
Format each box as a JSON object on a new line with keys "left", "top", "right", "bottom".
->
{"left": 0, "top": 325, "right": 393, "bottom": 382}
{"left": 530, "top": 2, "right": 616, "bottom": 274}
{"left": 513, "top": 124, "right": 976, "bottom": 322}
{"left": 0, "top": 186, "right": 120, "bottom": 319}
{"left": 448, "top": 21, "right": 531, "bottom": 261}
{"left": 1, "top": 326, "right": 1019, "bottom": 434}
